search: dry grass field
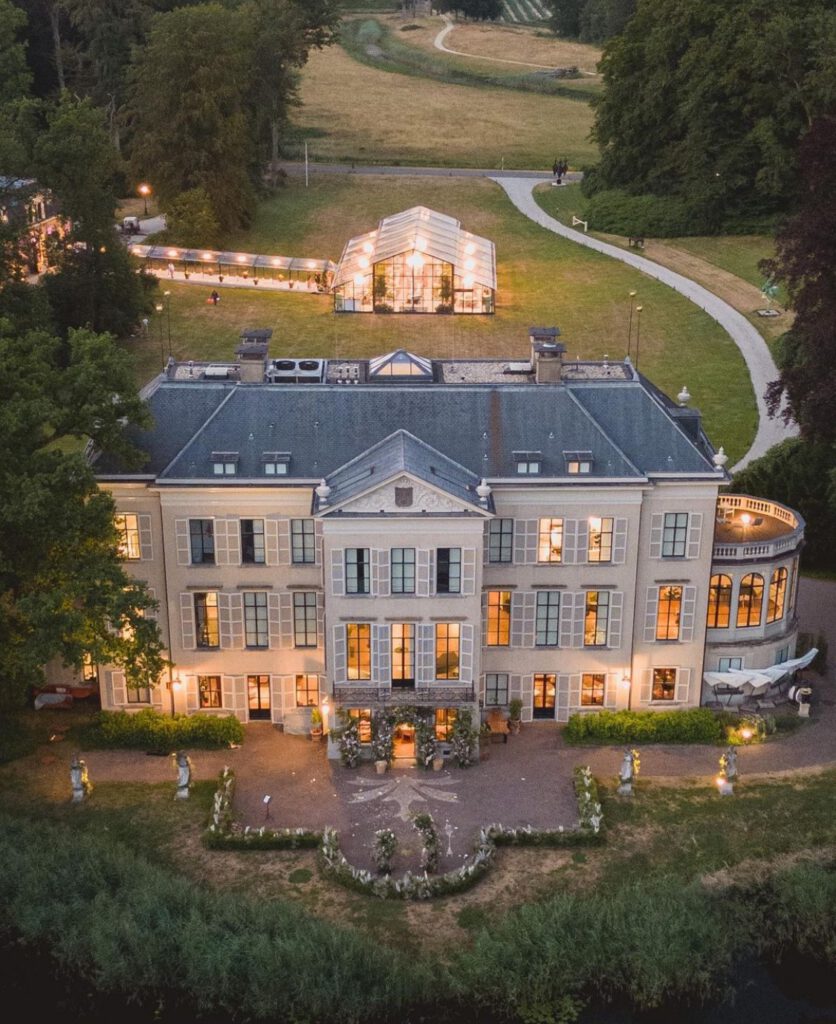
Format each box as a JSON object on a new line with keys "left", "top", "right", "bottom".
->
{"left": 128, "top": 174, "right": 756, "bottom": 463}
{"left": 294, "top": 42, "right": 598, "bottom": 169}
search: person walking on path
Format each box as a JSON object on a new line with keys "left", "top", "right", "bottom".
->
{"left": 210, "top": 289, "right": 220, "bottom": 306}
{"left": 167, "top": 262, "right": 175, "bottom": 279}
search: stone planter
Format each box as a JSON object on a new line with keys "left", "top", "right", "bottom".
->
{"left": 375, "top": 759, "right": 388, "bottom": 775}
{"left": 432, "top": 755, "right": 444, "bottom": 772}
{"left": 508, "top": 718, "right": 521, "bottom": 735}
{"left": 310, "top": 727, "right": 323, "bottom": 742}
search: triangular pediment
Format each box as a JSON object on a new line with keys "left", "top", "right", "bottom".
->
{"left": 320, "top": 472, "right": 487, "bottom": 516}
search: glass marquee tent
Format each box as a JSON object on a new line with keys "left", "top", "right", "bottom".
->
{"left": 332, "top": 206, "right": 496, "bottom": 315}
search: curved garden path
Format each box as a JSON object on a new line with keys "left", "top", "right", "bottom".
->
{"left": 493, "top": 176, "right": 797, "bottom": 470}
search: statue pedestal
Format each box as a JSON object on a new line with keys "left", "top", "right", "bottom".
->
{"left": 798, "top": 704, "right": 811, "bottom": 718}
{"left": 616, "top": 782, "right": 633, "bottom": 796}
{"left": 175, "top": 785, "right": 190, "bottom": 800}
{"left": 717, "top": 780, "right": 734, "bottom": 796}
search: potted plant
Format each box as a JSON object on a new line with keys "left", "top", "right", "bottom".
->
{"left": 508, "top": 698, "right": 523, "bottom": 735}
{"left": 310, "top": 706, "right": 323, "bottom": 741}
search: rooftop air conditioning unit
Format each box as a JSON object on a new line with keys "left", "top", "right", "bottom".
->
{"left": 266, "top": 359, "right": 297, "bottom": 383}
{"left": 294, "top": 359, "right": 325, "bottom": 383}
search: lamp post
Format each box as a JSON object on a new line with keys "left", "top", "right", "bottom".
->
{"left": 138, "top": 183, "right": 151, "bottom": 217}
{"left": 634, "top": 305, "right": 643, "bottom": 370}
{"left": 626, "top": 290, "right": 637, "bottom": 358}
{"left": 155, "top": 302, "right": 164, "bottom": 365}
{"left": 163, "top": 289, "right": 172, "bottom": 357}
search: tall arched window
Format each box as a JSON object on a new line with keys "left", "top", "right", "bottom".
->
{"left": 707, "top": 573, "right": 732, "bottom": 628}
{"left": 737, "top": 573, "right": 764, "bottom": 628}
{"left": 767, "top": 567, "right": 788, "bottom": 623}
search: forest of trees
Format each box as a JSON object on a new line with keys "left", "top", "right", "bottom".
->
{"left": 546, "top": 0, "right": 635, "bottom": 43}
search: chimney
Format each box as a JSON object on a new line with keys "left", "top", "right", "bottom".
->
{"left": 235, "top": 328, "right": 272, "bottom": 382}
{"left": 529, "top": 326, "right": 565, "bottom": 384}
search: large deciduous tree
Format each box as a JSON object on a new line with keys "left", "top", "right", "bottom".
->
{"left": 0, "top": 324, "right": 166, "bottom": 707}
{"left": 589, "top": 0, "right": 836, "bottom": 227}
{"left": 763, "top": 116, "right": 836, "bottom": 443}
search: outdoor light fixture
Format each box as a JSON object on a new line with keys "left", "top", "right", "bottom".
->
{"left": 740, "top": 727, "right": 754, "bottom": 742}
{"left": 464, "top": 242, "right": 476, "bottom": 255}
{"left": 321, "top": 695, "right": 331, "bottom": 735}
{"left": 202, "top": 252, "right": 213, "bottom": 260}
{"left": 167, "top": 248, "right": 178, "bottom": 258}
{"left": 138, "top": 182, "right": 151, "bottom": 216}
{"left": 627, "top": 290, "right": 638, "bottom": 357}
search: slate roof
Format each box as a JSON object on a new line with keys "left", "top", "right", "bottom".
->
{"left": 95, "top": 371, "right": 719, "bottom": 484}
{"left": 317, "top": 430, "right": 490, "bottom": 513}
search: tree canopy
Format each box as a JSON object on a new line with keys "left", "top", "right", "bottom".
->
{"left": 546, "top": 0, "right": 635, "bottom": 43}
{"left": 588, "top": 0, "right": 836, "bottom": 228}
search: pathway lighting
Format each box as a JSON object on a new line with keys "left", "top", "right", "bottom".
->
{"left": 626, "top": 290, "right": 637, "bottom": 356}
{"left": 138, "top": 183, "right": 151, "bottom": 216}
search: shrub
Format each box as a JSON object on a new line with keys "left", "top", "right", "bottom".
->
{"left": 564, "top": 709, "right": 724, "bottom": 745}
{"left": 79, "top": 709, "right": 243, "bottom": 754}
{"left": 451, "top": 708, "right": 478, "bottom": 767}
{"left": 373, "top": 828, "right": 397, "bottom": 875}
{"left": 585, "top": 189, "right": 702, "bottom": 237}
{"left": 413, "top": 812, "right": 440, "bottom": 873}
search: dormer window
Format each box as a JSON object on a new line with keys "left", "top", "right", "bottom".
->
{"left": 514, "top": 451, "right": 542, "bottom": 474}
{"left": 211, "top": 452, "right": 238, "bottom": 476}
{"left": 263, "top": 452, "right": 290, "bottom": 476}
{"left": 564, "top": 451, "right": 593, "bottom": 475}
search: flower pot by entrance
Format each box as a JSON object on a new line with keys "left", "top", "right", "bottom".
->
{"left": 375, "top": 759, "right": 388, "bottom": 775}
{"left": 432, "top": 755, "right": 444, "bottom": 772}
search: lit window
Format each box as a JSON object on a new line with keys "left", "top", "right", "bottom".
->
{"left": 584, "top": 591, "right": 610, "bottom": 646}
{"left": 707, "top": 574, "right": 732, "bottom": 628}
{"left": 194, "top": 592, "right": 219, "bottom": 648}
{"left": 662, "top": 513, "right": 688, "bottom": 557}
{"left": 581, "top": 673, "right": 605, "bottom": 706}
{"left": 296, "top": 674, "right": 319, "bottom": 707}
{"left": 538, "top": 518, "right": 563, "bottom": 562}
{"left": 434, "top": 707, "right": 457, "bottom": 741}
{"left": 533, "top": 673, "right": 556, "bottom": 718}
{"left": 435, "top": 623, "right": 460, "bottom": 679}
{"left": 347, "top": 624, "right": 371, "bottom": 680}
{"left": 656, "top": 586, "right": 682, "bottom": 641}
{"left": 767, "top": 567, "right": 788, "bottom": 623}
{"left": 486, "top": 591, "right": 511, "bottom": 646}
{"left": 391, "top": 624, "right": 415, "bottom": 685}
{"left": 347, "top": 708, "right": 373, "bottom": 743}
{"left": 565, "top": 451, "right": 593, "bottom": 474}
{"left": 587, "top": 517, "right": 614, "bottom": 563}
{"left": 651, "top": 668, "right": 676, "bottom": 701}
{"left": 199, "top": 675, "right": 222, "bottom": 708}
{"left": 737, "top": 573, "right": 764, "bottom": 627}
{"left": 115, "top": 513, "right": 141, "bottom": 560}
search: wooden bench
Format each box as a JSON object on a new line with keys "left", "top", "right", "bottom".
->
{"left": 485, "top": 708, "right": 509, "bottom": 743}
{"left": 627, "top": 236, "right": 645, "bottom": 249}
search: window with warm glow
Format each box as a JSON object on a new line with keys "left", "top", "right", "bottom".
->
{"left": 533, "top": 673, "right": 556, "bottom": 717}
{"left": 115, "top": 513, "right": 141, "bottom": 560}
{"left": 194, "top": 592, "right": 219, "bottom": 648}
{"left": 391, "top": 623, "right": 415, "bottom": 684}
{"left": 199, "top": 675, "right": 222, "bottom": 708}
{"left": 348, "top": 708, "right": 373, "bottom": 742}
{"left": 587, "top": 517, "right": 614, "bottom": 562}
{"left": 651, "top": 668, "right": 676, "bottom": 701}
{"left": 538, "top": 518, "right": 563, "bottom": 562}
{"left": 656, "top": 586, "right": 682, "bottom": 641}
{"left": 486, "top": 591, "right": 511, "bottom": 646}
{"left": 707, "top": 574, "right": 732, "bottom": 628}
{"left": 581, "top": 673, "right": 605, "bottom": 706}
{"left": 296, "top": 674, "right": 319, "bottom": 707}
{"left": 737, "top": 573, "right": 764, "bottom": 627}
{"left": 435, "top": 707, "right": 457, "bottom": 740}
{"left": 435, "top": 623, "right": 460, "bottom": 679}
{"left": 347, "top": 623, "right": 371, "bottom": 679}
{"left": 767, "top": 567, "right": 788, "bottom": 623}
{"left": 584, "top": 591, "right": 610, "bottom": 646}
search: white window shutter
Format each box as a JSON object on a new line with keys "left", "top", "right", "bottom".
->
{"left": 150, "top": 681, "right": 164, "bottom": 710}
{"left": 331, "top": 548, "right": 345, "bottom": 596}
{"left": 227, "top": 520, "right": 241, "bottom": 565}
{"left": 556, "top": 673, "right": 571, "bottom": 723}
{"left": 687, "top": 513, "right": 703, "bottom": 559}
{"left": 568, "top": 673, "right": 581, "bottom": 711}
{"left": 270, "top": 675, "right": 284, "bottom": 722}
{"left": 643, "top": 587, "right": 659, "bottom": 643}
{"left": 214, "top": 519, "right": 230, "bottom": 566}
{"left": 314, "top": 521, "right": 323, "bottom": 566}
{"left": 510, "top": 674, "right": 522, "bottom": 703}
{"left": 428, "top": 549, "right": 437, "bottom": 596}
{"left": 520, "top": 673, "right": 534, "bottom": 722}
{"left": 316, "top": 592, "right": 325, "bottom": 647}
{"left": 559, "top": 592, "right": 576, "bottom": 648}
{"left": 180, "top": 593, "right": 195, "bottom": 649}
{"left": 186, "top": 674, "right": 199, "bottom": 712}
{"left": 375, "top": 549, "right": 391, "bottom": 597}
{"left": 277, "top": 519, "right": 291, "bottom": 565}
{"left": 332, "top": 625, "right": 347, "bottom": 684}
{"left": 370, "top": 549, "right": 381, "bottom": 597}
{"left": 229, "top": 593, "right": 245, "bottom": 650}
{"left": 608, "top": 592, "right": 624, "bottom": 648}
{"left": 612, "top": 518, "right": 628, "bottom": 564}
{"left": 221, "top": 675, "right": 235, "bottom": 710}
{"left": 372, "top": 624, "right": 391, "bottom": 684}
{"left": 110, "top": 670, "right": 127, "bottom": 706}
{"left": 265, "top": 519, "right": 280, "bottom": 565}
{"left": 175, "top": 518, "right": 190, "bottom": 565}
{"left": 417, "top": 623, "right": 435, "bottom": 682}
{"left": 514, "top": 520, "right": 537, "bottom": 564}
{"left": 461, "top": 548, "right": 477, "bottom": 595}
{"left": 138, "top": 514, "right": 153, "bottom": 561}
{"left": 282, "top": 675, "right": 296, "bottom": 712}
{"left": 563, "top": 519, "right": 579, "bottom": 564}
{"left": 576, "top": 519, "right": 589, "bottom": 564}
{"left": 640, "top": 670, "right": 653, "bottom": 705}
{"left": 416, "top": 549, "right": 431, "bottom": 597}
{"left": 218, "top": 593, "right": 233, "bottom": 648}
{"left": 605, "top": 673, "right": 618, "bottom": 708}
{"left": 480, "top": 592, "right": 488, "bottom": 647}
{"left": 649, "top": 513, "right": 664, "bottom": 559}
{"left": 511, "top": 591, "right": 537, "bottom": 648}
{"left": 268, "top": 593, "right": 281, "bottom": 648}
{"left": 680, "top": 585, "right": 698, "bottom": 642}
{"left": 482, "top": 523, "right": 491, "bottom": 566}
{"left": 232, "top": 675, "right": 247, "bottom": 718}
{"left": 459, "top": 624, "right": 474, "bottom": 684}
{"left": 572, "top": 594, "right": 585, "bottom": 648}
{"left": 279, "top": 592, "right": 294, "bottom": 650}
{"left": 675, "top": 667, "right": 692, "bottom": 704}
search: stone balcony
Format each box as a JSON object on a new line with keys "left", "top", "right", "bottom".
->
{"left": 332, "top": 684, "right": 476, "bottom": 706}
{"left": 712, "top": 495, "right": 804, "bottom": 563}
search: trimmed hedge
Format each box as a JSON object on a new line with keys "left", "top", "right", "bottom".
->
{"left": 564, "top": 709, "right": 724, "bottom": 745}
{"left": 78, "top": 708, "right": 244, "bottom": 754}
{"left": 585, "top": 189, "right": 703, "bottom": 236}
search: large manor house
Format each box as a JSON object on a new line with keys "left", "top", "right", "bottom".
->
{"left": 76, "top": 326, "right": 804, "bottom": 753}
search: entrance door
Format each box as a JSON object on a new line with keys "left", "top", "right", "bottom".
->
{"left": 392, "top": 723, "right": 416, "bottom": 759}
{"left": 247, "top": 674, "right": 270, "bottom": 720}
{"left": 533, "top": 673, "right": 556, "bottom": 719}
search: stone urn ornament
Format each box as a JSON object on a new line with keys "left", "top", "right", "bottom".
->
{"left": 374, "top": 759, "right": 388, "bottom": 775}
{"left": 174, "top": 750, "right": 192, "bottom": 799}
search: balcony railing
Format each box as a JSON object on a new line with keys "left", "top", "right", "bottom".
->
{"left": 713, "top": 495, "right": 804, "bottom": 562}
{"left": 333, "top": 684, "right": 476, "bottom": 706}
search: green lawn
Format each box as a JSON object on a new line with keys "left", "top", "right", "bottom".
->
{"left": 127, "top": 174, "right": 756, "bottom": 462}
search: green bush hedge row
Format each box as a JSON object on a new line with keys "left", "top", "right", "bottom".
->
{"left": 78, "top": 708, "right": 244, "bottom": 754}
{"left": 564, "top": 708, "right": 724, "bottom": 745}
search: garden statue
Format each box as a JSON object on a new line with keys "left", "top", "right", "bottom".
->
{"left": 617, "top": 748, "right": 639, "bottom": 796}
{"left": 175, "top": 750, "right": 192, "bottom": 799}
{"left": 70, "top": 753, "right": 91, "bottom": 803}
